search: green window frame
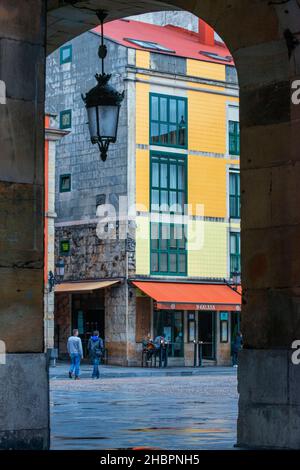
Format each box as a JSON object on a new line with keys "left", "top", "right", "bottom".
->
{"left": 150, "top": 93, "right": 188, "bottom": 149}
{"left": 60, "top": 240, "right": 70, "bottom": 255}
{"left": 60, "top": 45, "right": 72, "bottom": 64}
{"left": 229, "top": 120, "right": 240, "bottom": 156}
{"left": 230, "top": 232, "right": 241, "bottom": 277}
{"left": 60, "top": 174, "right": 71, "bottom": 193}
{"left": 229, "top": 171, "right": 240, "bottom": 219}
{"left": 150, "top": 152, "right": 187, "bottom": 276}
{"left": 60, "top": 109, "right": 72, "bottom": 129}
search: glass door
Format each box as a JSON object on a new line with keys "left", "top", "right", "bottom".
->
{"left": 153, "top": 310, "right": 184, "bottom": 357}
{"left": 198, "top": 311, "right": 216, "bottom": 360}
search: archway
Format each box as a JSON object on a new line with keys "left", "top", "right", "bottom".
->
{"left": 1, "top": 0, "right": 300, "bottom": 450}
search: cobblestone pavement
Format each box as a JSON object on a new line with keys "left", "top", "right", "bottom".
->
{"left": 50, "top": 367, "right": 238, "bottom": 450}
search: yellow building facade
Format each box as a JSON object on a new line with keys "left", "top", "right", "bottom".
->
{"left": 134, "top": 52, "right": 240, "bottom": 281}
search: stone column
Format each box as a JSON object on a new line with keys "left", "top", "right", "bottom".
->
{"left": 237, "top": 41, "right": 300, "bottom": 449}
{"left": 0, "top": 0, "right": 49, "bottom": 449}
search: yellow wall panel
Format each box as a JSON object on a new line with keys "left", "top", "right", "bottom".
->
{"left": 136, "top": 50, "right": 150, "bottom": 69}
{"left": 136, "top": 216, "right": 150, "bottom": 275}
{"left": 188, "top": 155, "right": 227, "bottom": 218}
{"left": 187, "top": 59, "right": 225, "bottom": 82}
{"left": 136, "top": 82, "right": 150, "bottom": 145}
{"left": 188, "top": 221, "right": 227, "bottom": 278}
{"left": 188, "top": 90, "right": 227, "bottom": 154}
{"left": 136, "top": 149, "right": 149, "bottom": 210}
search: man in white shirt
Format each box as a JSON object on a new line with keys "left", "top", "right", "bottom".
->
{"left": 67, "top": 329, "right": 83, "bottom": 379}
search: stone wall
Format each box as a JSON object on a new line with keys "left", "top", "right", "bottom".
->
{"left": 55, "top": 224, "right": 127, "bottom": 281}
{"left": 54, "top": 293, "right": 71, "bottom": 356}
{"left": 46, "top": 33, "right": 129, "bottom": 224}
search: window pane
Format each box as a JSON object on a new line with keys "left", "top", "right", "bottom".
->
{"left": 178, "top": 192, "right": 185, "bottom": 213}
{"left": 170, "top": 225, "right": 177, "bottom": 249}
{"left": 151, "top": 190, "right": 159, "bottom": 210}
{"left": 169, "top": 191, "right": 177, "bottom": 208}
{"left": 229, "top": 173, "right": 236, "bottom": 195}
{"left": 178, "top": 126, "right": 186, "bottom": 147}
{"left": 151, "top": 96, "right": 159, "bottom": 120}
{"left": 159, "top": 124, "right": 168, "bottom": 144}
{"left": 151, "top": 123, "right": 159, "bottom": 143}
{"left": 160, "top": 224, "right": 169, "bottom": 251}
{"left": 169, "top": 124, "right": 177, "bottom": 145}
{"left": 170, "top": 253, "right": 177, "bottom": 272}
{"left": 177, "top": 100, "right": 185, "bottom": 122}
{"left": 151, "top": 223, "right": 159, "bottom": 250}
{"left": 160, "top": 190, "right": 168, "bottom": 208}
{"left": 170, "top": 164, "right": 177, "bottom": 189}
{"left": 151, "top": 253, "right": 159, "bottom": 272}
{"left": 152, "top": 162, "right": 159, "bottom": 187}
{"left": 169, "top": 99, "right": 177, "bottom": 123}
{"left": 160, "top": 97, "right": 167, "bottom": 122}
{"left": 160, "top": 163, "right": 168, "bottom": 188}
{"left": 160, "top": 253, "right": 168, "bottom": 272}
{"left": 230, "top": 234, "right": 237, "bottom": 253}
{"left": 178, "top": 253, "right": 186, "bottom": 273}
{"left": 178, "top": 165, "right": 185, "bottom": 190}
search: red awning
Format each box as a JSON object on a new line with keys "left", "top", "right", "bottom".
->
{"left": 132, "top": 281, "right": 241, "bottom": 312}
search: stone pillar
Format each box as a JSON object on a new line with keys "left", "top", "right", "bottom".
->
{"left": 236, "top": 40, "right": 300, "bottom": 448}
{"left": 0, "top": 0, "right": 49, "bottom": 449}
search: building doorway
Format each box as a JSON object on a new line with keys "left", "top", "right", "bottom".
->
{"left": 153, "top": 310, "right": 184, "bottom": 358}
{"left": 72, "top": 292, "right": 105, "bottom": 357}
{"left": 198, "top": 311, "right": 216, "bottom": 360}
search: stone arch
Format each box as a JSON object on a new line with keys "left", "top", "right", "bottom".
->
{"left": 0, "top": 0, "right": 300, "bottom": 450}
{"left": 46, "top": 0, "right": 300, "bottom": 449}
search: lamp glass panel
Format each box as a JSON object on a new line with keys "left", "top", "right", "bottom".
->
{"left": 98, "top": 105, "right": 119, "bottom": 139}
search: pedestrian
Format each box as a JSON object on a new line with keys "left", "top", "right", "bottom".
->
{"left": 67, "top": 329, "right": 83, "bottom": 380}
{"left": 232, "top": 331, "right": 243, "bottom": 367}
{"left": 154, "top": 334, "right": 168, "bottom": 368}
{"left": 88, "top": 330, "right": 104, "bottom": 379}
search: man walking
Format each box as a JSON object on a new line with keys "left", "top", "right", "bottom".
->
{"left": 67, "top": 329, "right": 83, "bottom": 379}
{"left": 88, "top": 330, "right": 104, "bottom": 379}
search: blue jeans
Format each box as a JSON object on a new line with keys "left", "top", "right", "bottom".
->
{"left": 69, "top": 353, "right": 81, "bottom": 377}
{"left": 92, "top": 357, "right": 100, "bottom": 378}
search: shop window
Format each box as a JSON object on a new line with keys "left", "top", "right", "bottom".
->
{"left": 229, "top": 120, "right": 240, "bottom": 155}
{"left": 150, "top": 94, "right": 187, "bottom": 148}
{"left": 230, "top": 232, "right": 241, "bottom": 277}
{"left": 153, "top": 310, "right": 184, "bottom": 358}
{"left": 60, "top": 109, "right": 72, "bottom": 129}
{"left": 60, "top": 45, "right": 72, "bottom": 64}
{"left": 229, "top": 171, "right": 240, "bottom": 219}
{"left": 59, "top": 174, "right": 71, "bottom": 192}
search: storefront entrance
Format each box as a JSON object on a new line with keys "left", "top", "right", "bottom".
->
{"left": 153, "top": 310, "right": 184, "bottom": 358}
{"left": 72, "top": 292, "right": 105, "bottom": 357}
{"left": 198, "top": 311, "right": 216, "bottom": 360}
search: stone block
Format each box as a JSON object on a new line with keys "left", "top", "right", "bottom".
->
{"left": 0, "top": 99, "right": 44, "bottom": 185}
{"left": 0, "top": 182, "right": 43, "bottom": 268}
{"left": 238, "top": 349, "right": 289, "bottom": 405}
{"left": 242, "top": 224, "right": 300, "bottom": 290}
{"left": 0, "top": 267, "right": 44, "bottom": 352}
{"left": 240, "top": 80, "right": 290, "bottom": 127}
{"left": 242, "top": 288, "right": 300, "bottom": 349}
{"left": 237, "top": 402, "right": 300, "bottom": 449}
{"left": 235, "top": 39, "right": 288, "bottom": 88}
{"left": 289, "top": 360, "right": 300, "bottom": 406}
{"left": 0, "top": 39, "right": 45, "bottom": 102}
{"left": 241, "top": 167, "right": 272, "bottom": 230}
{"left": 241, "top": 121, "right": 300, "bottom": 170}
{"left": 271, "top": 162, "right": 300, "bottom": 227}
{"left": 0, "top": 0, "right": 45, "bottom": 44}
{"left": 0, "top": 353, "right": 49, "bottom": 449}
